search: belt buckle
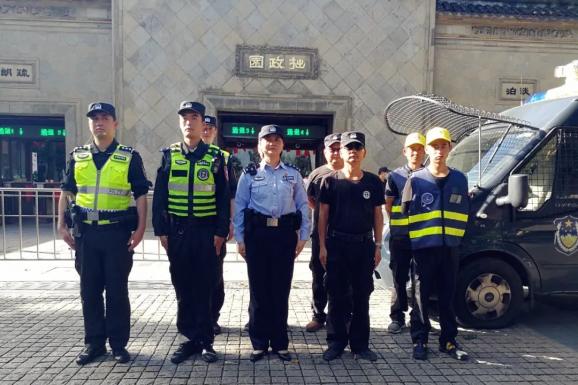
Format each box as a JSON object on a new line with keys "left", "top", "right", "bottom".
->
{"left": 87, "top": 211, "right": 99, "bottom": 221}
{"left": 266, "top": 217, "right": 278, "bottom": 227}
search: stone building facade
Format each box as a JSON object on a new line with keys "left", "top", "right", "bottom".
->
{"left": 0, "top": 0, "right": 577, "bottom": 183}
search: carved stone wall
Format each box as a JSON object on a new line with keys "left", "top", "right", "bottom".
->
{"left": 434, "top": 15, "right": 578, "bottom": 112}
{"left": 115, "top": 0, "right": 436, "bottom": 173}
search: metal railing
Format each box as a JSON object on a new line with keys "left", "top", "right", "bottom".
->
{"left": 0, "top": 187, "right": 311, "bottom": 262}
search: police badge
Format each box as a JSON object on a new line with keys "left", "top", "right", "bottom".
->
{"left": 554, "top": 215, "right": 578, "bottom": 255}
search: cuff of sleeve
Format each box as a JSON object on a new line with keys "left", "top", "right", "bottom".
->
{"left": 299, "top": 233, "right": 310, "bottom": 242}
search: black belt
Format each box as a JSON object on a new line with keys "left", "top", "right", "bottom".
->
{"left": 329, "top": 230, "right": 373, "bottom": 243}
{"left": 169, "top": 214, "right": 216, "bottom": 227}
{"left": 78, "top": 209, "right": 133, "bottom": 221}
{"left": 251, "top": 211, "right": 298, "bottom": 228}
{"left": 81, "top": 222, "right": 125, "bottom": 231}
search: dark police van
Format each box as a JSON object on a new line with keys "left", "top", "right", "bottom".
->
{"left": 381, "top": 65, "right": 578, "bottom": 328}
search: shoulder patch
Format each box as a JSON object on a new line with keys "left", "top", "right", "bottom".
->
{"left": 285, "top": 163, "right": 301, "bottom": 173}
{"left": 243, "top": 162, "right": 257, "bottom": 176}
{"left": 117, "top": 144, "right": 134, "bottom": 153}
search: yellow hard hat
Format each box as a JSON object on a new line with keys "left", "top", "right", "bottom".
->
{"left": 404, "top": 132, "right": 426, "bottom": 147}
{"left": 426, "top": 127, "right": 452, "bottom": 144}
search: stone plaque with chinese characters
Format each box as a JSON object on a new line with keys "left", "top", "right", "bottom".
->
{"left": 235, "top": 45, "right": 319, "bottom": 79}
{"left": 499, "top": 80, "right": 536, "bottom": 101}
{"left": 0, "top": 61, "right": 36, "bottom": 84}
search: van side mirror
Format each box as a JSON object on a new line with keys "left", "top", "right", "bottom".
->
{"left": 496, "top": 174, "right": 529, "bottom": 208}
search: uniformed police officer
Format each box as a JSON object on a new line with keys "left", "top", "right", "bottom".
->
{"left": 233, "top": 124, "right": 310, "bottom": 362}
{"left": 201, "top": 115, "right": 238, "bottom": 335}
{"left": 304, "top": 133, "right": 343, "bottom": 332}
{"left": 384, "top": 132, "right": 425, "bottom": 334}
{"left": 152, "top": 101, "right": 230, "bottom": 364}
{"left": 401, "top": 127, "right": 470, "bottom": 361}
{"left": 318, "top": 131, "right": 384, "bottom": 362}
{"left": 58, "top": 102, "right": 150, "bottom": 365}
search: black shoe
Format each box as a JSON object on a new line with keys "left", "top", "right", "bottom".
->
{"left": 170, "top": 341, "right": 200, "bottom": 364}
{"left": 413, "top": 341, "right": 428, "bottom": 360}
{"left": 213, "top": 323, "right": 222, "bottom": 335}
{"left": 75, "top": 345, "right": 106, "bottom": 365}
{"left": 249, "top": 350, "right": 267, "bottom": 362}
{"left": 440, "top": 341, "right": 469, "bottom": 361}
{"left": 201, "top": 345, "right": 218, "bottom": 363}
{"left": 274, "top": 350, "right": 292, "bottom": 361}
{"left": 322, "top": 347, "right": 343, "bottom": 362}
{"left": 354, "top": 349, "right": 378, "bottom": 362}
{"left": 112, "top": 348, "right": 130, "bottom": 364}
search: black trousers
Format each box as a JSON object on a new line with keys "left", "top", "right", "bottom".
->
{"left": 309, "top": 232, "right": 327, "bottom": 323}
{"left": 410, "top": 246, "right": 459, "bottom": 345}
{"left": 325, "top": 237, "right": 374, "bottom": 353}
{"left": 245, "top": 225, "right": 297, "bottom": 351}
{"left": 388, "top": 236, "right": 413, "bottom": 323}
{"left": 74, "top": 224, "right": 133, "bottom": 350}
{"left": 212, "top": 242, "right": 226, "bottom": 324}
{"left": 167, "top": 223, "right": 218, "bottom": 347}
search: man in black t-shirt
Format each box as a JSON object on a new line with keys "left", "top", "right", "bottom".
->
{"left": 304, "top": 133, "right": 343, "bottom": 332}
{"left": 318, "top": 131, "right": 384, "bottom": 362}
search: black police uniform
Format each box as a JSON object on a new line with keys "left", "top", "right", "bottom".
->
{"left": 212, "top": 152, "right": 238, "bottom": 328}
{"left": 319, "top": 170, "right": 384, "bottom": 353}
{"left": 306, "top": 164, "right": 335, "bottom": 325}
{"left": 61, "top": 139, "right": 149, "bottom": 351}
{"left": 152, "top": 141, "right": 230, "bottom": 352}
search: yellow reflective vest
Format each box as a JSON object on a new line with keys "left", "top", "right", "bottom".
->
{"left": 73, "top": 144, "right": 132, "bottom": 223}
{"left": 167, "top": 142, "right": 221, "bottom": 217}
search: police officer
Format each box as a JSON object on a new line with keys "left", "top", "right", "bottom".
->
{"left": 201, "top": 114, "right": 238, "bottom": 335}
{"left": 401, "top": 127, "right": 470, "bottom": 361}
{"left": 318, "top": 131, "right": 384, "bottom": 362}
{"left": 152, "top": 101, "right": 230, "bottom": 364}
{"left": 233, "top": 124, "right": 310, "bottom": 362}
{"left": 304, "top": 133, "right": 343, "bottom": 332}
{"left": 384, "top": 132, "right": 425, "bottom": 334}
{"left": 58, "top": 102, "right": 150, "bottom": 365}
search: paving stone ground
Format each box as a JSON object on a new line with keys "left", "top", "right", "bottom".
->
{"left": 1, "top": 270, "right": 578, "bottom": 384}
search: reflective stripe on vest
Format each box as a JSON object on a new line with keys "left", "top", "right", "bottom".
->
{"left": 407, "top": 168, "right": 469, "bottom": 249}
{"left": 167, "top": 143, "right": 218, "bottom": 217}
{"left": 388, "top": 166, "right": 411, "bottom": 236}
{"left": 73, "top": 144, "right": 132, "bottom": 224}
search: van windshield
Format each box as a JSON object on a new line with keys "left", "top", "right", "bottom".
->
{"left": 447, "top": 124, "right": 542, "bottom": 189}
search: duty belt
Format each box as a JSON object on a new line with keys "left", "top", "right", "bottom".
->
{"left": 251, "top": 211, "right": 298, "bottom": 228}
{"left": 78, "top": 208, "right": 133, "bottom": 222}
{"left": 329, "top": 230, "right": 373, "bottom": 243}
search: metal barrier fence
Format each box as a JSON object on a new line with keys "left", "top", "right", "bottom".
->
{"left": 0, "top": 187, "right": 313, "bottom": 262}
{"left": 0, "top": 188, "right": 166, "bottom": 260}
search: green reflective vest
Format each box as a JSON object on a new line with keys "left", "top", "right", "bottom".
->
{"left": 167, "top": 142, "right": 221, "bottom": 217}
{"left": 73, "top": 144, "right": 132, "bottom": 223}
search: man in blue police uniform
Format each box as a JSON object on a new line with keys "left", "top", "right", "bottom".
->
{"left": 304, "top": 133, "right": 343, "bottom": 332}
{"left": 318, "top": 131, "right": 384, "bottom": 362}
{"left": 234, "top": 124, "right": 310, "bottom": 362}
{"left": 402, "top": 127, "right": 470, "bottom": 361}
{"left": 201, "top": 114, "right": 238, "bottom": 335}
{"left": 58, "top": 102, "right": 150, "bottom": 365}
{"left": 384, "top": 132, "right": 425, "bottom": 333}
{"left": 152, "top": 101, "right": 230, "bottom": 364}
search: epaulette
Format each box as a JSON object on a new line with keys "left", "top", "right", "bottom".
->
{"left": 117, "top": 144, "right": 134, "bottom": 153}
{"left": 285, "top": 163, "right": 301, "bottom": 173}
{"left": 71, "top": 145, "right": 90, "bottom": 155}
{"left": 243, "top": 162, "right": 257, "bottom": 176}
{"left": 207, "top": 145, "right": 222, "bottom": 157}
{"left": 160, "top": 146, "right": 170, "bottom": 153}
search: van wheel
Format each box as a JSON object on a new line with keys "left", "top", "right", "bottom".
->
{"left": 455, "top": 259, "right": 523, "bottom": 329}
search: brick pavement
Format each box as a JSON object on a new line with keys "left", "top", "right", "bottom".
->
{"left": 1, "top": 279, "right": 578, "bottom": 384}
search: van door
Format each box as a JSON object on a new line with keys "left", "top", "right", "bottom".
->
{"left": 511, "top": 127, "right": 578, "bottom": 293}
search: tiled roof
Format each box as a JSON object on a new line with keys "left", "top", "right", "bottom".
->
{"left": 437, "top": 0, "right": 578, "bottom": 19}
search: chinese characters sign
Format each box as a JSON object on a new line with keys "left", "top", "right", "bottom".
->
{"left": 499, "top": 80, "right": 536, "bottom": 101}
{"left": 236, "top": 45, "right": 319, "bottom": 79}
{"left": 222, "top": 123, "right": 325, "bottom": 140}
{"left": 0, "top": 61, "right": 36, "bottom": 84}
